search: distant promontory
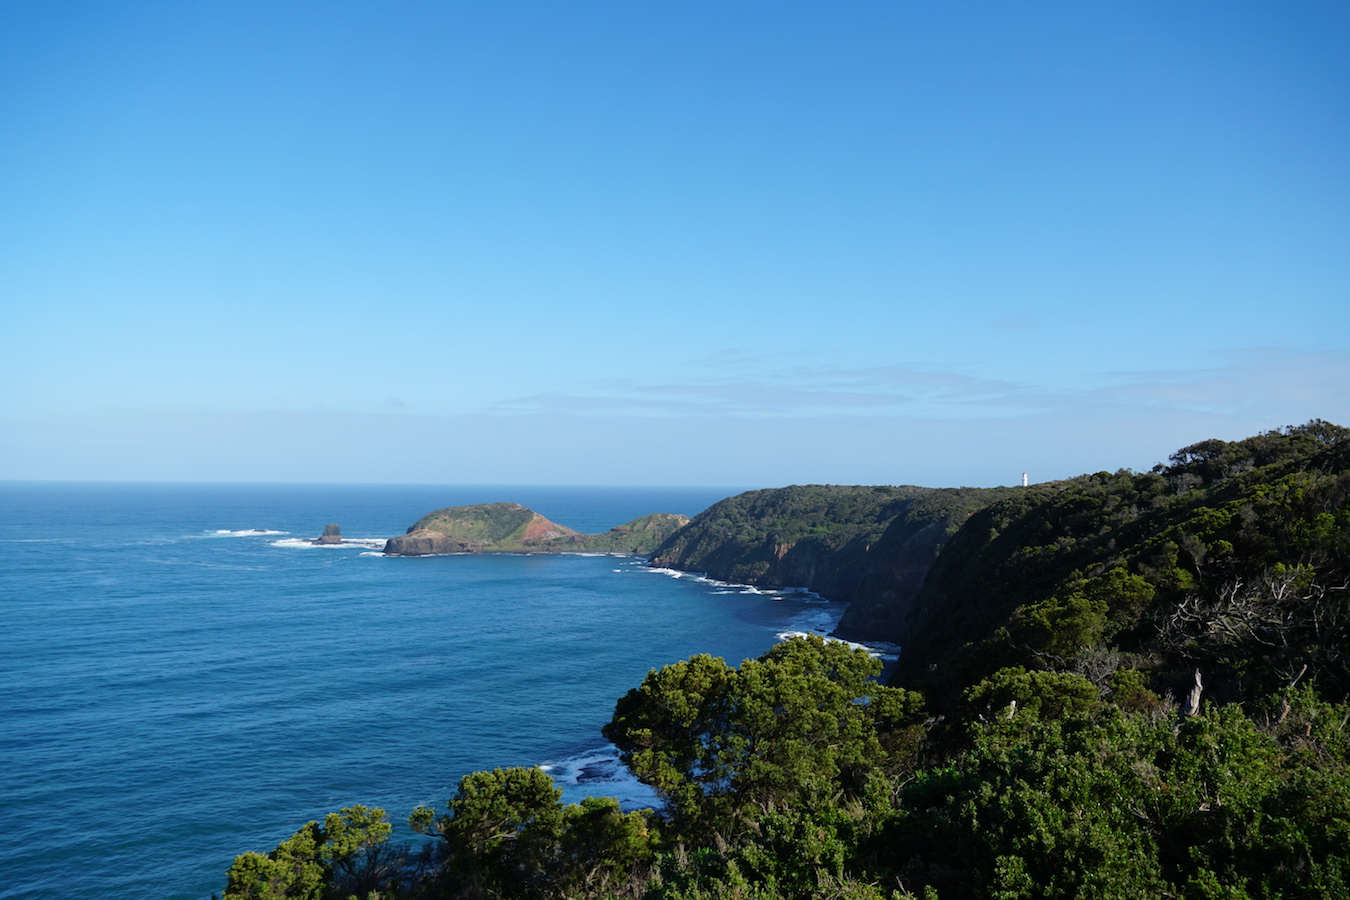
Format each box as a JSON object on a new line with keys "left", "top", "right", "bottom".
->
{"left": 382, "top": 502, "right": 690, "bottom": 556}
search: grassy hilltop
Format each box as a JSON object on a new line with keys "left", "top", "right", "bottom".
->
{"left": 383, "top": 502, "right": 689, "bottom": 556}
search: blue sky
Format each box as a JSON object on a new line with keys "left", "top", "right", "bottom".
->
{"left": 2, "top": 1, "right": 1347, "bottom": 487}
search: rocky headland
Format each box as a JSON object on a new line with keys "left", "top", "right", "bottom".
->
{"left": 644, "top": 484, "right": 1014, "bottom": 642}
{"left": 383, "top": 502, "right": 690, "bottom": 556}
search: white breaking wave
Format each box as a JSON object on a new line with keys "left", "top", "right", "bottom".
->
{"left": 776, "top": 630, "right": 900, "bottom": 661}
{"left": 643, "top": 566, "right": 825, "bottom": 602}
{"left": 641, "top": 566, "right": 690, "bottom": 578}
{"left": 539, "top": 744, "right": 662, "bottom": 812}
{"left": 270, "top": 538, "right": 389, "bottom": 550}
{"left": 644, "top": 568, "right": 759, "bottom": 592}
{"left": 209, "top": 529, "right": 288, "bottom": 537}
{"left": 639, "top": 563, "right": 897, "bottom": 660}
{"left": 778, "top": 604, "right": 844, "bottom": 639}
{"left": 776, "top": 604, "right": 900, "bottom": 661}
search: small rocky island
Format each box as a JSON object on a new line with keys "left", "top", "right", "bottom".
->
{"left": 307, "top": 524, "right": 385, "bottom": 548}
{"left": 383, "top": 502, "right": 690, "bottom": 556}
{"left": 312, "top": 524, "right": 344, "bottom": 545}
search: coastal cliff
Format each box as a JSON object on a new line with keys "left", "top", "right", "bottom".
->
{"left": 836, "top": 486, "right": 1018, "bottom": 640}
{"left": 646, "top": 484, "right": 1010, "bottom": 640}
{"left": 381, "top": 489, "right": 1005, "bottom": 640}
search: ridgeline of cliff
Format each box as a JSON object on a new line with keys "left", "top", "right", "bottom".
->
{"left": 546, "top": 512, "right": 693, "bottom": 554}
{"left": 890, "top": 419, "right": 1350, "bottom": 708}
{"left": 646, "top": 484, "right": 1013, "bottom": 639}
{"left": 383, "top": 503, "right": 689, "bottom": 556}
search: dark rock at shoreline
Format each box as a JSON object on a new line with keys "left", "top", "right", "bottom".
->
{"left": 384, "top": 529, "right": 485, "bottom": 555}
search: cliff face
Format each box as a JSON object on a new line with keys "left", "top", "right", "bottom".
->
{"left": 649, "top": 485, "right": 918, "bottom": 593}
{"left": 647, "top": 485, "right": 1009, "bottom": 639}
{"left": 836, "top": 487, "right": 1017, "bottom": 641}
{"left": 383, "top": 530, "right": 483, "bottom": 555}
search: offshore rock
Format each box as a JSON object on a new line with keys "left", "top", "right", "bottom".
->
{"left": 313, "top": 523, "right": 343, "bottom": 545}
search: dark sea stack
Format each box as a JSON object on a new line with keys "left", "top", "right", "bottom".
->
{"left": 314, "top": 524, "right": 343, "bottom": 545}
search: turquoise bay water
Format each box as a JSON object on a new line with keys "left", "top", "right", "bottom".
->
{"left": 0, "top": 483, "right": 848, "bottom": 900}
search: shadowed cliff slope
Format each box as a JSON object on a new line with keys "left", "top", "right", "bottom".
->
{"left": 891, "top": 420, "right": 1350, "bottom": 708}
{"left": 647, "top": 484, "right": 1010, "bottom": 638}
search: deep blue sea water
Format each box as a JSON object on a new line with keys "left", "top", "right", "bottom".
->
{"left": 0, "top": 483, "right": 856, "bottom": 900}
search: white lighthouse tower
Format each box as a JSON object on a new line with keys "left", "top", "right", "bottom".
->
{"left": 1022, "top": 472, "right": 1028, "bottom": 487}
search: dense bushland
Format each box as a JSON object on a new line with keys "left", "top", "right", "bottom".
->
{"left": 896, "top": 419, "right": 1350, "bottom": 708}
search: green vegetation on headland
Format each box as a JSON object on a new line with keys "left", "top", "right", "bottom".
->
{"left": 383, "top": 503, "right": 690, "bottom": 556}
{"left": 895, "top": 418, "right": 1350, "bottom": 712}
{"left": 229, "top": 421, "right": 1350, "bottom": 900}
{"left": 646, "top": 484, "right": 1016, "bottom": 641}
{"left": 550, "top": 513, "right": 695, "bottom": 555}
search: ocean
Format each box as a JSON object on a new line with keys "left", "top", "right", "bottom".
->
{"left": 0, "top": 483, "right": 857, "bottom": 900}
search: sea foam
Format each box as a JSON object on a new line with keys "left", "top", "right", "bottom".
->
{"left": 539, "top": 745, "right": 662, "bottom": 812}
{"left": 270, "top": 537, "right": 389, "bottom": 550}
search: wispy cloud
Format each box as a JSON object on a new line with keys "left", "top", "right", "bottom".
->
{"left": 4, "top": 349, "right": 1343, "bottom": 486}
{"left": 989, "top": 315, "right": 1046, "bottom": 332}
{"left": 488, "top": 347, "right": 1350, "bottom": 425}
{"left": 492, "top": 360, "right": 1046, "bottom": 419}
{"left": 1087, "top": 348, "right": 1350, "bottom": 418}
